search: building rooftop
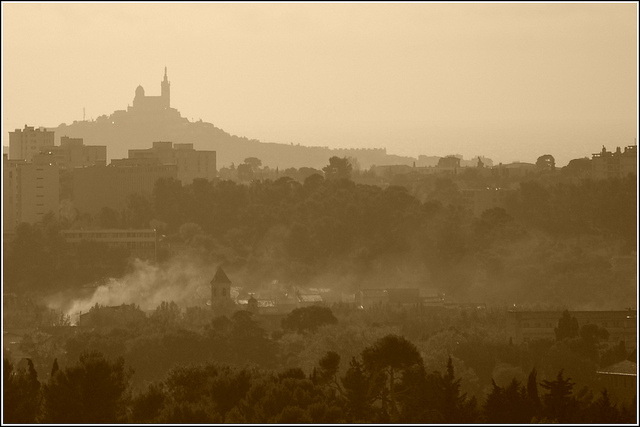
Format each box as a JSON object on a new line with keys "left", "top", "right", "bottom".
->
{"left": 597, "top": 360, "right": 637, "bottom": 376}
{"left": 298, "top": 294, "right": 323, "bottom": 303}
{"left": 211, "top": 266, "right": 231, "bottom": 285}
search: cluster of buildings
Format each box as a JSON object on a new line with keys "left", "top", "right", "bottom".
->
{"left": 591, "top": 144, "right": 637, "bottom": 180}
{"left": 3, "top": 69, "right": 217, "bottom": 239}
{"left": 372, "top": 144, "right": 637, "bottom": 183}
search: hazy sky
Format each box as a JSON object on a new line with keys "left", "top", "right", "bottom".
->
{"left": 2, "top": 2, "right": 637, "bottom": 165}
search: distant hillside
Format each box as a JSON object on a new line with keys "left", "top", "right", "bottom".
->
{"left": 48, "top": 108, "right": 417, "bottom": 170}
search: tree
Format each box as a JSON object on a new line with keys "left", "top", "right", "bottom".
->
{"left": 130, "top": 383, "right": 167, "bottom": 423}
{"left": 313, "top": 351, "right": 342, "bottom": 395}
{"left": 571, "top": 323, "right": 610, "bottom": 362}
{"left": 227, "top": 310, "right": 277, "bottom": 367}
{"left": 282, "top": 306, "right": 338, "bottom": 334}
{"left": 554, "top": 310, "right": 579, "bottom": 341}
{"left": 341, "top": 357, "right": 372, "bottom": 421}
{"left": 563, "top": 158, "right": 591, "bottom": 176}
{"left": 436, "top": 356, "right": 477, "bottom": 423}
{"left": 150, "top": 301, "right": 183, "bottom": 330}
{"left": 152, "top": 177, "right": 187, "bottom": 230}
{"left": 322, "top": 157, "right": 353, "bottom": 180}
{"left": 125, "top": 192, "right": 154, "bottom": 229}
{"left": 588, "top": 389, "right": 619, "bottom": 423}
{"left": 98, "top": 206, "right": 120, "bottom": 228}
{"left": 536, "top": 154, "right": 556, "bottom": 172}
{"left": 243, "top": 157, "right": 262, "bottom": 170}
{"left": 42, "top": 351, "right": 132, "bottom": 423}
{"left": 540, "top": 369, "right": 576, "bottom": 423}
{"left": 600, "top": 341, "right": 628, "bottom": 368}
{"left": 361, "top": 334, "right": 423, "bottom": 420}
{"left": 237, "top": 163, "right": 254, "bottom": 182}
{"left": 3, "top": 358, "right": 41, "bottom": 423}
{"left": 526, "top": 367, "right": 541, "bottom": 417}
{"left": 487, "top": 377, "right": 530, "bottom": 423}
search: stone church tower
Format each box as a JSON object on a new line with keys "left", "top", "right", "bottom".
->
{"left": 210, "top": 266, "right": 234, "bottom": 314}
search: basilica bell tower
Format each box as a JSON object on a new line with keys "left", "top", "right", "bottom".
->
{"left": 161, "top": 66, "right": 170, "bottom": 108}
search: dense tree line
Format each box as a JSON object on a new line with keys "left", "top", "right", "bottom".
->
{"left": 8, "top": 302, "right": 634, "bottom": 414}
{"left": 4, "top": 333, "right": 635, "bottom": 424}
{"left": 5, "top": 166, "right": 635, "bottom": 310}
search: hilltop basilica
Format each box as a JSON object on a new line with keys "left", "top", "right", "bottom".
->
{"left": 125, "top": 67, "right": 180, "bottom": 118}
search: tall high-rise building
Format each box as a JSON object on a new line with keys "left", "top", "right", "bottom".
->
{"left": 3, "top": 154, "right": 60, "bottom": 232}
{"left": 9, "top": 125, "right": 55, "bottom": 162}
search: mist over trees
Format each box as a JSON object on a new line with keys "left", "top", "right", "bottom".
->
{"left": 4, "top": 161, "right": 636, "bottom": 309}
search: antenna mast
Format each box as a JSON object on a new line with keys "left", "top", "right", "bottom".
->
{"left": 83, "top": 107, "right": 86, "bottom": 121}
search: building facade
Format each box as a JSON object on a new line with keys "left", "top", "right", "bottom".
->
{"left": 60, "top": 229, "right": 158, "bottom": 261}
{"left": 9, "top": 125, "right": 55, "bottom": 162}
{"left": 128, "top": 141, "right": 216, "bottom": 184}
{"left": 596, "top": 360, "right": 637, "bottom": 404}
{"left": 591, "top": 145, "right": 637, "bottom": 180}
{"left": 72, "top": 163, "right": 177, "bottom": 215}
{"left": 35, "top": 136, "right": 107, "bottom": 169}
{"left": 3, "top": 154, "right": 60, "bottom": 232}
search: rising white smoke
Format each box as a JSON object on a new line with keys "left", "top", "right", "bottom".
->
{"left": 48, "top": 254, "right": 218, "bottom": 324}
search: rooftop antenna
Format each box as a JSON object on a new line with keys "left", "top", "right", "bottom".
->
{"left": 83, "top": 107, "right": 86, "bottom": 121}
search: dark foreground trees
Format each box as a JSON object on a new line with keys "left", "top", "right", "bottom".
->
{"left": 3, "top": 333, "right": 636, "bottom": 424}
{"left": 41, "top": 351, "right": 132, "bottom": 423}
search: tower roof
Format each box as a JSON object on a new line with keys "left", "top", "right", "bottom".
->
{"left": 211, "top": 266, "right": 231, "bottom": 285}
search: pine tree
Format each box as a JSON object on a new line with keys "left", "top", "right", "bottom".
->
{"left": 51, "top": 358, "right": 59, "bottom": 377}
{"left": 3, "top": 358, "right": 42, "bottom": 423}
{"left": 341, "top": 357, "right": 371, "bottom": 422}
{"left": 483, "top": 380, "right": 505, "bottom": 423}
{"left": 540, "top": 369, "right": 576, "bottom": 423}
{"left": 554, "top": 310, "right": 579, "bottom": 341}
{"left": 526, "top": 367, "right": 541, "bottom": 419}
{"left": 589, "top": 389, "right": 619, "bottom": 423}
{"left": 438, "top": 356, "right": 470, "bottom": 423}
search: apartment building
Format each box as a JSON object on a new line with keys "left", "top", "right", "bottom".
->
{"left": 9, "top": 125, "right": 55, "bottom": 162}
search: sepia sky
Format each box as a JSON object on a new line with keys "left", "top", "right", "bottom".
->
{"left": 2, "top": 2, "right": 637, "bottom": 166}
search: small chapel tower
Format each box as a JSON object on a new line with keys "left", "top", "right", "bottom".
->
{"left": 210, "top": 266, "right": 232, "bottom": 313}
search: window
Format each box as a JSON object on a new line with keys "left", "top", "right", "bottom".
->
{"left": 222, "top": 288, "right": 227, "bottom": 297}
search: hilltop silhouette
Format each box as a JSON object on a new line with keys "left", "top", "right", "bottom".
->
{"left": 47, "top": 69, "right": 416, "bottom": 169}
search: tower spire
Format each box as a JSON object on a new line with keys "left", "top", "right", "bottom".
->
{"left": 161, "top": 66, "right": 170, "bottom": 108}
